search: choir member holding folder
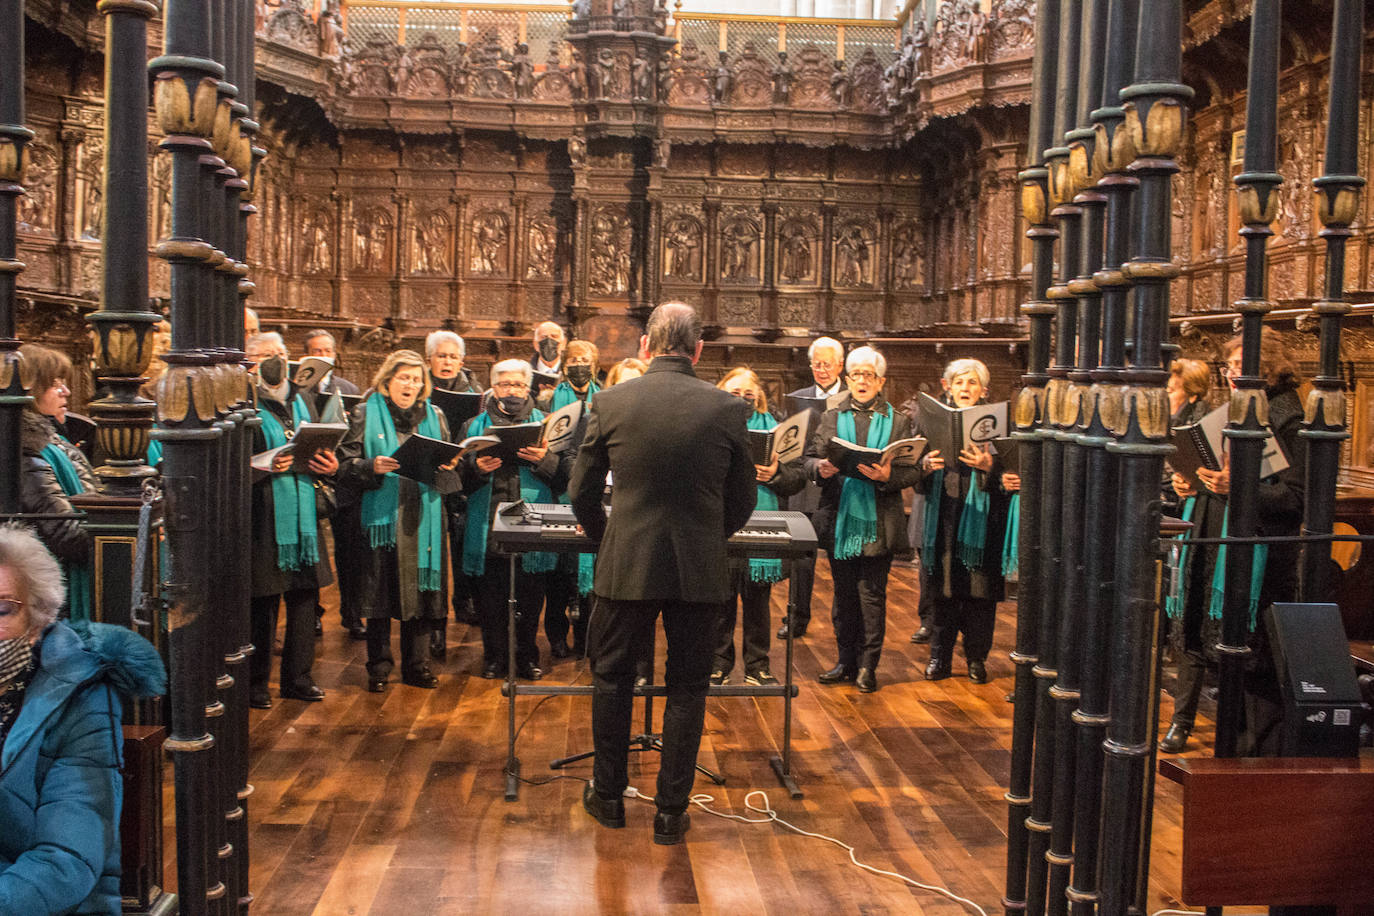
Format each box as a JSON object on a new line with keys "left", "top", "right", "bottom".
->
{"left": 336, "top": 350, "right": 459, "bottom": 693}
{"left": 461, "top": 359, "right": 570, "bottom": 681}
{"left": 918, "top": 358, "right": 1015, "bottom": 685}
{"left": 710, "top": 368, "right": 806, "bottom": 687}
{"left": 245, "top": 333, "right": 337, "bottom": 708}
{"left": 808, "top": 347, "right": 922, "bottom": 694}
{"left": 427, "top": 330, "right": 483, "bottom": 655}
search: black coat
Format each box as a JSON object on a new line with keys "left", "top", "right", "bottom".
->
{"left": 785, "top": 381, "right": 844, "bottom": 514}
{"left": 804, "top": 393, "right": 922, "bottom": 558}
{"left": 460, "top": 395, "right": 569, "bottom": 552}
{"left": 19, "top": 411, "right": 96, "bottom": 566}
{"left": 1166, "top": 397, "right": 1227, "bottom": 655}
{"left": 336, "top": 396, "right": 458, "bottom": 621}
{"left": 568, "top": 356, "right": 757, "bottom": 603}
{"left": 249, "top": 391, "right": 335, "bottom": 599}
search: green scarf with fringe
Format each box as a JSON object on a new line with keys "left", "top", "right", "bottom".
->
{"left": 748, "top": 410, "right": 783, "bottom": 583}
{"left": 1002, "top": 493, "right": 1020, "bottom": 577}
{"left": 257, "top": 394, "right": 320, "bottom": 572}
{"left": 1208, "top": 506, "right": 1269, "bottom": 628}
{"left": 360, "top": 393, "right": 444, "bottom": 591}
{"left": 40, "top": 437, "right": 92, "bottom": 623}
{"left": 833, "top": 404, "right": 890, "bottom": 560}
{"left": 462, "top": 409, "right": 557, "bottom": 576}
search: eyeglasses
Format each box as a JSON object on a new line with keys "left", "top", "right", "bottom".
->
{"left": 811, "top": 360, "right": 839, "bottom": 370}
{"left": 493, "top": 381, "right": 529, "bottom": 392}
{"left": 847, "top": 370, "right": 879, "bottom": 382}
{"left": 1220, "top": 361, "right": 1244, "bottom": 377}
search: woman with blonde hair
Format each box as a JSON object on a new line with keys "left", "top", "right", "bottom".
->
{"left": 604, "top": 357, "right": 647, "bottom": 388}
{"left": 710, "top": 368, "right": 805, "bottom": 686}
{"left": 336, "top": 349, "right": 459, "bottom": 692}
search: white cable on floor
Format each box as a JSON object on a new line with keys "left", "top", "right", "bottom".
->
{"left": 623, "top": 785, "right": 989, "bottom": 916}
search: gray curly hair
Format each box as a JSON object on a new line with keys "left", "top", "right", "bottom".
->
{"left": 0, "top": 524, "right": 65, "bottom": 628}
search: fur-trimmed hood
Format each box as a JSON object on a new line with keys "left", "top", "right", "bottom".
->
{"left": 20, "top": 409, "right": 57, "bottom": 458}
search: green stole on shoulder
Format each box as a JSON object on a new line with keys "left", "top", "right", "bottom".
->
{"left": 747, "top": 410, "right": 783, "bottom": 583}
{"left": 833, "top": 403, "right": 891, "bottom": 560}
{"left": 40, "top": 436, "right": 92, "bottom": 623}
{"left": 257, "top": 395, "right": 320, "bottom": 571}
{"left": 360, "top": 393, "right": 445, "bottom": 591}
{"left": 462, "top": 409, "right": 557, "bottom": 576}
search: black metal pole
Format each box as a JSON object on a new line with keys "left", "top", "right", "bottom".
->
{"left": 1215, "top": 0, "right": 1282, "bottom": 761}
{"left": 1068, "top": 1, "right": 1138, "bottom": 913}
{"left": 1299, "top": 0, "right": 1364, "bottom": 603}
{"left": 0, "top": 0, "right": 33, "bottom": 517}
{"left": 1003, "top": 4, "right": 1061, "bottom": 910}
{"left": 150, "top": 1, "right": 230, "bottom": 911}
{"left": 1098, "top": 0, "right": 1190, "bottom": 910}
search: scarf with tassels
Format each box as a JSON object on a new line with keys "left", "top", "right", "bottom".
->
{"left": 258, "top": 395, "right": 320, "bottom": 572}
{"left": 1002, "top": 493, "right": 1020, "bottom": 577}
{"left": 1163, "top": 496, "right": 1196, "bottom": 619}
{"left": 40, "top": 438, "right": 92, "bottom": 623}
{"left": 955, "top": 471, "right": 991, "bottom": 570}
{"left": 921, "top": 469, "right": 944, "bottom": 569}
{"left": 360, "top": 393, "right": 445, "bottom": 591}
{"left": 1208, "top": 506, "right": 1269, "bottom": 628}
{"left": 748, "top": 410, "right": 784, "bottom": 583}
{"left": 833, "top": 403, "right": 891, "bottom": 560}
{"left": 550, "top": 380, "right": 599, "bottom": 411}
{"left": 462, "top": 409, "right": 558, "bottom": 576}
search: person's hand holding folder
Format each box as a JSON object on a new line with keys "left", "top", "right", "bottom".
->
{"left": 857, "top": 457, "right": 892, "bottom": 483}
{"left": 1196, "top": 459, "right": 1230, "bottom": 497}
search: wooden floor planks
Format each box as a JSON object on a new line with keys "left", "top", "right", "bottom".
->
{"left": 159, "top": 560, "right": 1209, "bottom": 914}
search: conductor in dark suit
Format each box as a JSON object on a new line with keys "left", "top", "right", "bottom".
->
{"left": 569, "top": 302, "right": 756, "bottom": 845}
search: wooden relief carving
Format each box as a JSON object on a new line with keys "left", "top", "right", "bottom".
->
{"left": 403, "top": 33, "right": 451, "bottom": 98}
{"left": 526, "top": 218, "right": 557, "bottom": 280}
{"left": 720, "top": 295, "right": 761, "bottom": 326}
{"left": 778, "top": 297, "right": 816, "bottom": 326}
{"left": 263, "top": 0, "right": 319, "bottom": 55}
{"left": 729, "top": 43, "right": 773, "bottom": 108}
{"left": 667, "top": 41, "right": 712, "bottom": 107}
{"left": 892, "top": 221, "right": 923, "bottom": 290}
{"left": 849, "top": 48, "right": 886, "bottom": 114}
{"left": 589, "top": 206, "right": 631, "bottom": 295}
{"left": 469, "top": 210, "right": 510, "bottom": 277}
{"left": 469, "top": 31, "right": 515, "bottom": 99}
{"left": 302, "top": 208, "right": 333, "bottom": 274}
{"left": 662, "top": 213, "right": 703, "bottom": 282}
{"left": 720, "top": 215, "right": 760, "bottom": 283}
{"left": 990, "top": 0, "right": 1036, "bottom": 57}
{"left": 833, "top": 221, "right": 875, "bottom": 288}
{"left": 791, "top": 46, "right": 836, "bottom": 110}
{"left": 79, "top": 138, "right": 103, "bottom": 240}
{"left": 777, "top": 218, "right": 817, "bottom": 285}
{"left": 352, "top": 206, "right": 393, "bottom": 273}
{"left": 17, "top": 141, "right": 56, "bottom": 234}
{"left": 412, "top": 209, "right": 452, "bottom": 274}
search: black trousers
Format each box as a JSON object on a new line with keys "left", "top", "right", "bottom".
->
{"left": 251, "top": 588, "right": 318, "bottom": 695}
{"left": 588, "top": 596, "right": 718, "bottom": 814}
{"left": 827, "top": 552, "right": 892, "bottom": 671}
{"left": 785, "top": 550, "right": 816, "bottom": 630}
{"left": 916, "top": 557, "right": 935, "bottom": 628}
{"left": 331, "top": 512, "right": 364, "bottom": 629}
{"left": 930, "top": 594, "right": 996, "bottom": 665}
{"left": 446, "top": 512, "right": 474, "bottom": 614}
{"left": 365, "top": 617, "right": 430, "bottom": 680}
{"left": 475, "top": 556, "right": 546, "bottom": 670}
{"left": 713, "top": 572, "right": 773, "bottom": 676}
{"left": 1171, "top": 650, "right": 1206, "bottom": 728}
{"left": 543, "top": 555, "right": 586, "bottom": 650}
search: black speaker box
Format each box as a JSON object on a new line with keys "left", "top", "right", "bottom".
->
{"left": 1264, "top": 602, "right": 1363, "bottom": 758}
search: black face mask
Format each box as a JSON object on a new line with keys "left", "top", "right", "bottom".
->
{"left": 538, "top": 337, "right": 560, "bottom": 362}
{"left": 566, "top": 365, "right": 593, "bottom": 389}
{"left": 258, "top": 356, "right": 286, "bottom": 387}
{"left": 498, "top": 395, "right": 526, "bottom": 416}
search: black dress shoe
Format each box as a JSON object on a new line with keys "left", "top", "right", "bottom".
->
{"left": 776, "top": 621, "right": 807, "bottom": 640}
{"left": 817, "top": 663, "right": 857, "bottom": 685}
{"left": 855, "top": 668, "right": 878, "bottom": 694}
{"left": 924, "top": 659, "right": 952, "bottom": 681}
{"left": 910, "top": 624, "right": 933, "bottom": 644}
{"left": 281, "top": 685, "right": 325, "bottom": 702}
{"left": 517, "top": 663, "right": 544, "bottom": 681}
{"left": 1159, "top": 722, "right": 1191, "bottom": 753}
{"left": 347, "top": 622, "right": 368, "bottom": 641}
{"left": 480, "top": 662, "right": 505, "bottom": 680}
{"left": 402, "top": 670, "right": 439, "bottom": 689}
{"left": 453, "top": 599, "right": 478, "bottom": 625}
{"left": 249, "top": 692, "right": 272, "bottom": 710}
{"left": 653, "top": 810, "right": 691, "bottom": 845}
{"left": 582, "top": 782, "right": 625, "bottom": 829}
{"left": 550, "top": 641, "right": 571, "bottom": 660}
{"left": 967, "top": 660, "right": 988, "bottom": 684}
{"left": 367, "top": 677, "right": 387, "bottom": 693}
{"left": 314, "top": 617, "right": 323, "bottom": 637}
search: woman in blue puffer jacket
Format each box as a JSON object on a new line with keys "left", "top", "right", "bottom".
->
{"left": 0, "top": 524, "right": 167, "bottom": 915}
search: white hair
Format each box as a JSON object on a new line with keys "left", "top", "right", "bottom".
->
{"left": 0, "top": 524, "right": 65, "bottom": 628}
{"left": 845, "top": 346, "right": 886, "bottom": 379}
{"left": 425, "top": 330, "right": 466, "bottom": 359}
{"left": 490, "top": 359, "right": 533, "bottom": 385}
{"left": 808, "top": 336, "right": 844, "bottom": 363}
{"left": 943, "top": 358, "right": 990, "bottom": 388}
{"left": 245, "top": 332, "right": 286, "bottom": 358}
{"left": 533, "top": 321, "right": 564, "bottom": 341}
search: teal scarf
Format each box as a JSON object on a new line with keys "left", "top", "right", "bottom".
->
{"left": 40, "top": 438, "right": 92, "bottom": 623}
{"left": 146, "top": 438, "right": 163, "bottom": 466}
{"left": 462, "top": 409, "right": 557, "bottom": 576}
{"left": 833, "top": 404, "right": 891, "bottom": 560}
{"left": 1002, "top": 493, "right": 1020, "bottom": 577}
{"left": 1208, "top": 506, "right": 1269, "bottom": 628}
{"left": 921, "top": 469, "right": 944, "bottom": 569}
{"left": 360, "top": 393, "right": 444, "bottom": 591}
{"left": 748, "top": 410, "right": 783, "bottom": 583}
{"left": 955, "top": 472, "right": 991, "bottom": 570}
{"left": 1164, "top": 496, "right": 1196, "bottom": 619}
{"left": 550, "top": 380, "right": 598, "bottom": 411}
{"left": 258, "top": 395, "right": 320, "bottom": 572}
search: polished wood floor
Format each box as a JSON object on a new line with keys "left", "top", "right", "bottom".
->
{"left": 171, "top": 561, "right": 1208, "bottom": 915}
